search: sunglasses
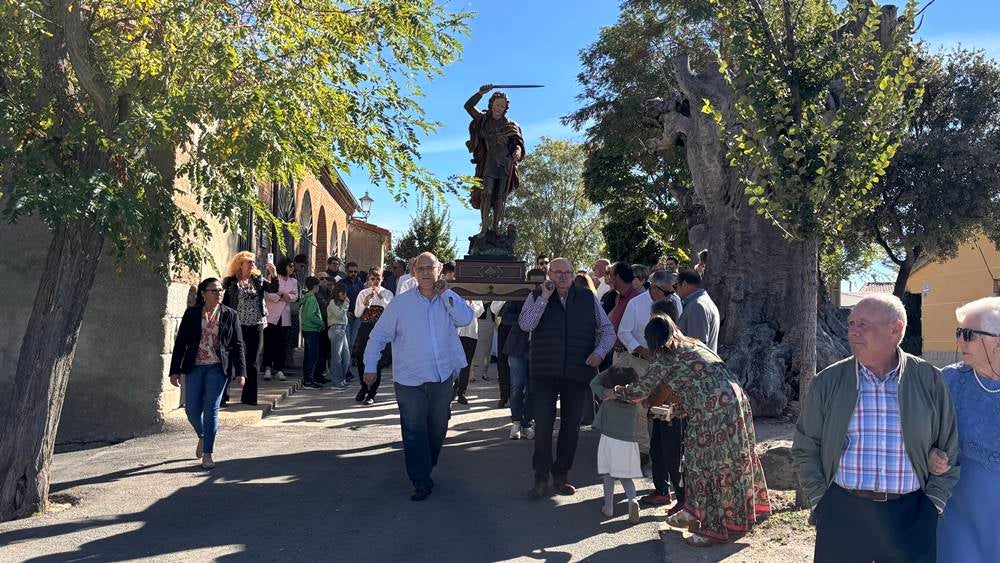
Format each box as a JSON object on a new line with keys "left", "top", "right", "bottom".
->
{"left": 538, "top": 260, "right": 549, "bottom": 265}
{"left": 203, "top": 288, "right": 223, "bottom": 294}
{"left": 956, "top": 327, "right": 1000, "bottom": 342}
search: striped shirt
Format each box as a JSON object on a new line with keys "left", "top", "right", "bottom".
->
{"left": 834, "top": 356, "right": 920, "bottom": 494}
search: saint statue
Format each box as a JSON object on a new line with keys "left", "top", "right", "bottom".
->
{"left": 464, "top": 84, "right": 526, "bottom": 255}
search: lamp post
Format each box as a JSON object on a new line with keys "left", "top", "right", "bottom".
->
{"left": 358, "top": 191, "right": 374, "bottom": 221}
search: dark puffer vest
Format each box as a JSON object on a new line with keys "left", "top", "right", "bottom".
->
{"left": 529, "top": 285, "right": 597, "bottom": 384}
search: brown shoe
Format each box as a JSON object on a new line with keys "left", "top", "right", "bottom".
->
{"left": 552, "top": 479, "right": 576, "bottom": 496}
{"left": 528, "top": 480, "right": 549, "bottom": 500}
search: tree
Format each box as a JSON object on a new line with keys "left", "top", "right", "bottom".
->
{"left": 863, "top": 49, "right": 1000, "bottom": 297}
{"left": 393, "top": 199, "right": 457, "bottom": 264}
{"left": 641, "top": 0, "right": 919, "bottom": 416}
{"left": 0, "top": 0, "right": 469, "bottom": 521}
{"left": 564, "top": 1, "right": 704, "bottom": 259}
{"left": 503, "top": 137, "right": 603, "bottom": 268}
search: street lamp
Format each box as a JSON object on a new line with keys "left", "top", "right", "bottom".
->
{"left": 358, "top": 191, "right": 374, "bottom": 221}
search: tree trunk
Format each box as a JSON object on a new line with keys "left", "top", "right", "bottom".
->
{"left": 644, "top": 55, "right": 848, "bottom": 416}
{"left": 0, "top": 221, "right": 104, "bottom": 521}
{"left": 892, "top": 253, "right": 915, "bottom": 298}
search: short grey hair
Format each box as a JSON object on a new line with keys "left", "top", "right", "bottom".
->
{"left": 956, "top": 297, "right": 1000, "bottom": 334}
{"left": 649, "top": 270, "right": 677, "bottom": 287}
{"left": 856, "top": 294, "right": 908, "bottom": 338}
{"left": 631, "top": 263, "right": 650, "bottom": 281}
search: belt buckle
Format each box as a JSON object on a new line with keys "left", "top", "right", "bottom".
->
{"left": 871, "top": 491, "right": 889, "bottom": 502}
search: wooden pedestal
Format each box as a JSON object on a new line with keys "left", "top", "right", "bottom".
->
{"left": 451, "top": 258, "right": 535, "bottom": 301}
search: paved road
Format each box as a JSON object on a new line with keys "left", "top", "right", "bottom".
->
{"left": 0, "top": 372, "right": 672, "bottom": 562}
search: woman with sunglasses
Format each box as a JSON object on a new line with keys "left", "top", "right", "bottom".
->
{"left": 929, "top": 297, "right": 1000, "bottom": 562}
{"left": 169, "top": 278, "right": 246, "bottom": 469}
{"left": 353, "top": 268, "right": 394, "bottom": 404}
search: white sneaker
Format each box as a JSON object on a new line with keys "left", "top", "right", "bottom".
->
{"left": 509, "top": 422, "right": 522, "bottom": 440}
{"left": 201, "top": 454, "right": 215, "bottom": 469}
{"left": 276, "top": 371, "right": 286, "bottom": 381}
{"left": 263, "top": 368, "right": 272, "bottom": 381}
{"left": 628, "top": 499, "right": 641, "bottom": 524}
{"left": 523, "top": 425, "right": 535, "bottom": 440}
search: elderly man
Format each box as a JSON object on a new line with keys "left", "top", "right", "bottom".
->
{"left": 364, "top": 252, "right": 475, "bottom": 501}
{"left": 520, "top": 257, "right": 615, "bottom": 498}
{"left": 792, "top": 294, "right": 959, "bottom": 563}
{"left": 675, "top": 269, "right": 719, "bottom": 352}
{"left": 591, "top": 258, "right": 612, "bottom": 299}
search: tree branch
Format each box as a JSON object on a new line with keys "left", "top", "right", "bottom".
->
{"left": 670, "top": 53, "right": 729, "bottom": 105}
{"left": 749, "top": 0, "right": 789, "bottom": 76}
{"left": 872, "top": 220, "right": 904, "bottom": 266}
{"left": 64, "top": 0, "right": 116, "bottom": 131}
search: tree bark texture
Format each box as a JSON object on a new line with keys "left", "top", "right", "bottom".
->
{"left": 0, "top": 222, "right": 104, "bottom": 521}
{"left": 644, "top": 55, "right": 848, "bottom": 416}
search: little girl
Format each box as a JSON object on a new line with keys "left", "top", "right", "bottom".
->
{"left": 591, "top": 366, "right": 642, "bottom": 523}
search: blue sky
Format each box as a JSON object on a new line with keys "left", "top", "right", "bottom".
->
{"left": 343, "top": 0, "right": 1000, "bottom": 279}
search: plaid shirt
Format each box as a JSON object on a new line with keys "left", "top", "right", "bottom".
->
{"left": 834, "top": 356, "right": 920, "bottom": 494}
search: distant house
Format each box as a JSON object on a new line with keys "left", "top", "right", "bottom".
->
{"left": 840, "top": 281, "right": 894, "bottom": 308}
{"left": 905, "top": 234, "right": 1000, "bottom": 367}
{"left": 347, "top": 220, "right": 392, "bottom": 274}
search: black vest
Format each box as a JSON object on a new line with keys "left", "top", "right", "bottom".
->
{"left": 529, "top": 285, "right": 598, "bottom": 384}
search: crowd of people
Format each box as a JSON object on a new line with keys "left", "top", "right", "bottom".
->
{"left": 167, "top": 247, "right": 997, "bottom": 558}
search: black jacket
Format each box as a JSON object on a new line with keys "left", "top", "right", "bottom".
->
{"left": 170, "top": 305, "right": 246, "bottom": 376}
{"left": 528, "top": 285, "right": 598, "bottom": 384}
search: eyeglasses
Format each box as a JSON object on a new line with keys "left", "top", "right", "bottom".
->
{"left": 956, "top": 327, "right": 1000, "bottom": 342}
{"left": 348, "top": 270, "right": 358, "bottom": 274}
{"left": 550, "top": 270, "right": 573, "bottom": 277}
{"left": 538, "top": 260, "right": 549, "bottom": 265}
{"left": 415, "top": 265, "right": 437, "bottom": 273}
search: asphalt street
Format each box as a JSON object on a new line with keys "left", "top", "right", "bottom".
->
{"left": 0, "top": 372, "right": 674, "bottom": 562}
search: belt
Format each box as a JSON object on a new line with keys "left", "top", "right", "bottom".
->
{"left": 842, "top": 488, "right": 905, "bottom": 502}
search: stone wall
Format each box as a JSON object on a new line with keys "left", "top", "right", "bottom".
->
{"left": 347, "top": 222, "right": 390, "bottom": 274}
{"left": 0, "top": 218, "right": 173, "bottom": 444}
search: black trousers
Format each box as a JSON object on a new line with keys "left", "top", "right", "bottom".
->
{"left": 496, "top": 323, "right": 512, "bottom": 402}
{"left": 814, "top": 484, "right": 937, "bottom": 563}
{"left": 531, "top": 378, "right": 588, "bottom": 483}
{"left": 453, "top": 336, "right": 478, "bottom": 396}
{"left": 314, "top": 325, "right": 331, "bottom": 380}
{"left": 240, "top": 324, "right": 262, "bottom": 405}
{"left": 262, "top": 323, "right": 288, "bottom": 371}
{"left": 650, "top": 417, "right": 686, "bottom": 501}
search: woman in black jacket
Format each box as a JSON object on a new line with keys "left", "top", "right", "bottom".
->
{"left": 170, "top": 278, "right": 246, "bottom": 469}
{"left": 221, "top": 251, "right": 277, "bottom": 405}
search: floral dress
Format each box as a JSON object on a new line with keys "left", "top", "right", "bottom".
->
{"left": 616, "top": 341, "right": 770, "bottom": 540}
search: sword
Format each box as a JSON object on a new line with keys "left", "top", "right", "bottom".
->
{"left": 490, "top": 84, "right": 545, "bottom": 88}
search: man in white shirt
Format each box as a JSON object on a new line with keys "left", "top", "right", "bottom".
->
{"left": 591, "top": 258, "right": 611, "bottom": 299}
{"left": 395, "top": 257, "right": 418, "bottom": 295}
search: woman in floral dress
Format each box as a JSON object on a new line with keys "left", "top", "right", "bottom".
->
{"left": 611, "top": 314, "right": 770, "bottom": 546}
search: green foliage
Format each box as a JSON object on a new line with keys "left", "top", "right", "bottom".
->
{"left": 393, "top": 199, "right": 457, "bottom": 264}
{"left": 705, "top": 0, "right": 922, "bottom": 241}
{"left": 0, "top": 0, "right": 470, "bottom": 274}
{"left": 603, "top": 213, "right": 689, "bottom": 266}
{"left": 567, "top": 0, "right": 707, "bottom": 260}
{"left": 866, "top": 48, "right": 1000, "bottom": 268}
{"left": 503, "top": 137, "right": 603, "bottom": 268}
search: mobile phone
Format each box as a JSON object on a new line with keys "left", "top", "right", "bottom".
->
{"left": 266, "top": 253, "right": 274, "bottom": 265}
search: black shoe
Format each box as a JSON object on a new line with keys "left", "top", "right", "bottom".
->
{"left": 346, "top": 374, "right": 355, "bottom": 382}
{"left": 528, "top": 480, "right": 549, "bottom": 500}
{"left": 457, "top": 395, "right": 468, "bottom": 405}
{"left": 355, "top": 389, "right": 366, "bottom": 403}
{"left": 411, "top": 487, "right": 432, "bottom": 501}
{"left": 552, "top": 478, "right": 577, "bottom": 496}
{"left": 316, "top": 376, "right": 330, "bottom": 385}
{"left": 496, "top": 399, "right": 508, "bottom": 409}
{"left": 304, "top": 382, "right": 323, "bottom": 389}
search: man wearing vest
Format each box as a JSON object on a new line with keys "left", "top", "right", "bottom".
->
{"left": 519, "top": 257, "right": 616, "bottom": 499}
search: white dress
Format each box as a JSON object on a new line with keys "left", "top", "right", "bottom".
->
{"left": 597, "top": 435, "right": 643, "bottom": 479}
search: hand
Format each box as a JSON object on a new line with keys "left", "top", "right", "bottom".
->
{"left": 604, "top": 389, "right": 616, "bottom": 400}
{"left": 478, "top": 83, "right": 493, "bottom": 95}
{"left": 585, "top": 353, "right": 602, "bottom": 368}
{"left": 513, "top": 146, "right": 523, "bottom": 161}
{"left": 283, "top": 293, "right": 292, "bottom": 303}
{"left": 364, "top": 294, "right": 373, "bottom": 306}
{"left": 265, "top": 263, "right": 277, "bottom": 277}
{"left": 540, "top": 281, "right": 555, "bottom": 300}
{"left": 235, "top": 375, "right": 246, "bottom": 386}
{"left": 169, "top": 374, "right": 181, "bottom": 387}
{"left": 928, "top": 448, "right": 951, "bottom": 476}
{"left": 434, "top": 279, "right": 448, "bottom": 296}
{"left": 636, "top": 346, "right": 653, "bottom": 361}
{"left": 363, "top": 372, "right": 377, "bottom": 386}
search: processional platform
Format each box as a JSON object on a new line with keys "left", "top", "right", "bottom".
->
{"left": 449, "top": 256, "right": 535, "bottom": 301}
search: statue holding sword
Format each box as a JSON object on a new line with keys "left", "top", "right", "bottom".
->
{"left": 464, "top": 83, "right": 540, "bottom": 255}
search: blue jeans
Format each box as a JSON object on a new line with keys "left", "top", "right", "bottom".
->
{"left": 347, "top": 317, "right": 361, "bottom": 354}
{"left": 184, "top": 363, "right": 228, "bottom": 454}
{"left": 328, "top": 325, "right": 351, "bottom": 386}
{"left": 302, "top": 331, "right": 321, "bottom": 384}
{"left": 508, "top": 355, "right": 532, "bottom": 426}
{"left": 394, "top": 376, "right": 453, "bottom": 489}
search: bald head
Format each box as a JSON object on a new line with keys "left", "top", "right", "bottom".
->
{"left": 592, "top": 259, "right": 610, "bottom": 277}
{"left": 414, "top": 252, "right": 442, "bottom": 294}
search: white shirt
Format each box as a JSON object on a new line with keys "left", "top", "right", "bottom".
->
{"left": 596, "top": 279, "right": 612, "bottom": 299}
{"left": 617, "top": 291, "right": 653, "bottom": 352}
{"left": 457, "top": 300, "right": 483, "bottom": 339}
{"left": 396, "top": 274, "right": 417, "bottom": 295}
{"left": 670, "top": 292, "right": 684, "bottom": 317}
{"left": 354, "top": 286, "right": 394, "bottom": 318}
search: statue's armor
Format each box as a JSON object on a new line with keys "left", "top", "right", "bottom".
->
{"left": 481, "top": 116, "right": 513, "bottom": 181}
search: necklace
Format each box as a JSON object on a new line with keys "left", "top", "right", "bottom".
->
{"left": 972, "top": 369, "right": 1000, "bottom": 394}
